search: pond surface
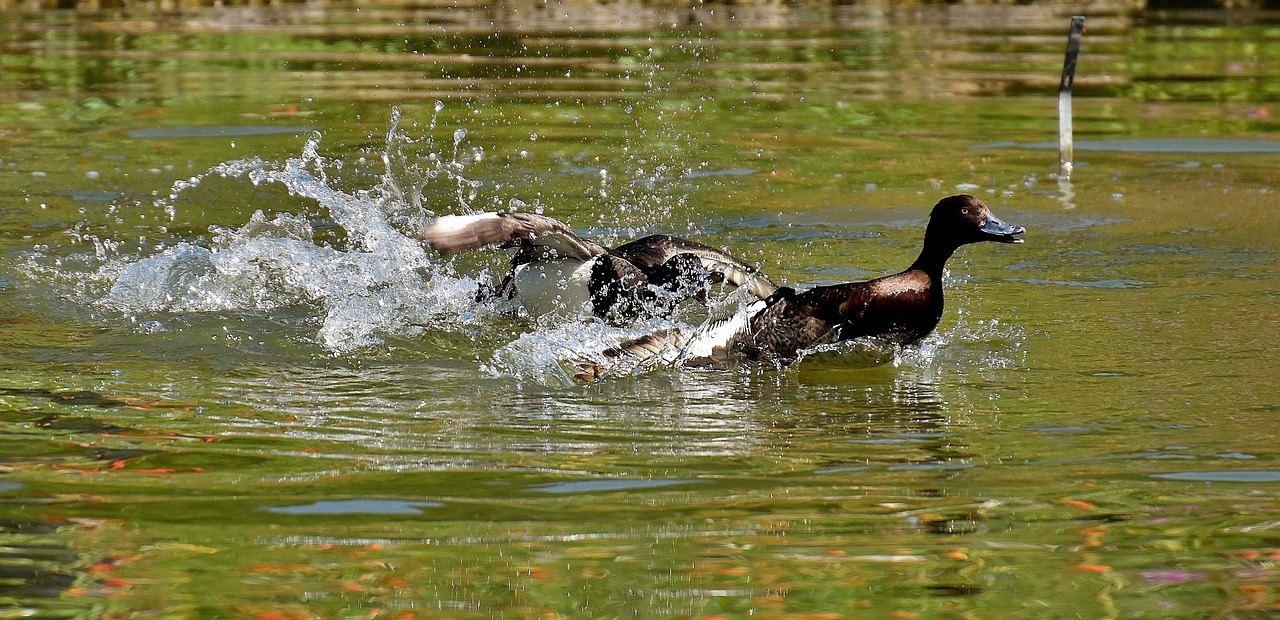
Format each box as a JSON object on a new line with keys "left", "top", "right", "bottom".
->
{"left": 2, "top": 4, "right": 1279, "bottom": 619}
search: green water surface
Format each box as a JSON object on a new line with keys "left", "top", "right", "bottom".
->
{"left": 1, "top": 5, "right": 1278, "bottom": 619}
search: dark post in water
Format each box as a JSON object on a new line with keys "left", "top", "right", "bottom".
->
{"left": 1058, "top": 16, "right": 1085, "bottom": 179}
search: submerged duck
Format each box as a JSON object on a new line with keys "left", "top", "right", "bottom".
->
{"left": 578, "top": 195, "right": 1024, "bottom": 378}
{"left": 418, "top": 212, "right": 777, "bottom": 322}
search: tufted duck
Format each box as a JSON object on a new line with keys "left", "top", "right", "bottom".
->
{"left": 576, "top": 195, "right": 1025, "bottom": 379}
{"left": 418, "top": 212, "right": 777, "bottom": 323}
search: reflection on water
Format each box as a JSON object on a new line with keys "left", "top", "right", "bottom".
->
{"left": 265, "top": 498, "right": 445, "bottom": 514}
{"left": 126, "top": 125, "right": 313, "bottom": 139}
{"left": 989, "top": 138, "right": 1280, "bottom": 153}
{"left": 2, "top": 2, "right": 1275, "bottom": 110}
{"left": 0, "top": 517, "right": 102, "bottom": 619}
{"left": 529, "top": 478, "right": 704, "bottom": 494}
{"left": 1154, "top": 470, "right": 1280, "bottom": 482}
{"left": 0, "top": 387, "right": 127, "bottom": 407}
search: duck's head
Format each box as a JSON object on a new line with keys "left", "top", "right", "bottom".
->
{"left": 926, "top": 195, "right": 1025, "bottom": 247}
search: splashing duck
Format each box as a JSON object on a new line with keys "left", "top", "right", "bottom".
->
{"left": 576, "top": 195, "right": 1025, "bottom": 380}
{"left": 418, "top": 212, "right": 776, "bottom": 323}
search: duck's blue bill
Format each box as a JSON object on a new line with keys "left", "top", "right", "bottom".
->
{"left": 982, "top": 214, "right": 1026, "bottom": 243}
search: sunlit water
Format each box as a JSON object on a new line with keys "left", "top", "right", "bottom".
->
{"left": 2, "top": 4, "right": 1279, "bottom": 619}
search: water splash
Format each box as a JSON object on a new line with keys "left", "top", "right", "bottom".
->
{"left": 27, "top": 102, "right": 732, "bottom": 368}
{"left": 100, "top": 109, "right": 493, "bottom": 353}
{"left": 895, "top": 309, "right": 1030, "bottom": 377}
{"left": 781, "top": 309, "right": 1027, "bottom": 381}
{"left": 588, "top": 45, "right": 710, "bottom": 234}
{"left": 483, "top": 299, "right": 1028, "bottom": 386}
{"left": 483, "top": 319, "right": 664, "bottom": 386}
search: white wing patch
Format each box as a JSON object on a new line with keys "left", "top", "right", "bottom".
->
{"left": 680, "top": 298, "right": 766, "bottom": 359}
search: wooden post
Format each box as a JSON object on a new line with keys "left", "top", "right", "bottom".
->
{"left": 1058, "top": 16, "right": 1085, "bottom": 180}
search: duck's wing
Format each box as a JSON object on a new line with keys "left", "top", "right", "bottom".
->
{"left": 579, "top": 287, "right": 775, "bottom": 378}
{"left": 574, "top": 287, "right": 811, "bottom": 380}
{"left": 573, "top": 328, "right": 688, "bottom": 382}
{"left": 684, "top": 285, "right": 853, "bottom": 368}
{"left": 610, "top": 235, "right": 778, "bottom": 299}
{"left": 676, "top": 292, "right": 771, "bottom": 367}
{"left": 418, "top": 212, "right": 607, "bottom": 260}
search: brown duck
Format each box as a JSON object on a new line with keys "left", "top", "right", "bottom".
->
{"left": 580, "top": 195, "right": 1025, "bottom": 378}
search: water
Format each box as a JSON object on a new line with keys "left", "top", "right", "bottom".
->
{"left": 2, "top": 4, "right": 1280, "bottom": 618}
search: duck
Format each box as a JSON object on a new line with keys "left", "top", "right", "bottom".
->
{"left": 576, "top": 195, "right": 1024, "bottom": 379}
{"left": 417, "top": 211, "right": 777, "bottom": 323}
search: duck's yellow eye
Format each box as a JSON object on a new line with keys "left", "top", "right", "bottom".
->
{"left": 960, "top": 207, "right": 969, "bottom": 215}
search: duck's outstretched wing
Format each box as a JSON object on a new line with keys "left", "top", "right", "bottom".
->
{"left": 574, "top": 288, "right": 772, "bottom": 382}
{"left": 418, "top": 212, "right": 607, "bottom": 260}
{"left": 610, "top": 235, "right": 778, "bottom": 299}
{"left": 573, "top": 328, "right": 689, "bottom": 382}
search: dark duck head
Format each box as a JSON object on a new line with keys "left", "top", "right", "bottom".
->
{"left": 910, "top": 194, "right": 1025, "bottom": 276}
{"left": 573, "top": 195, "right": 1025, "bottom": 379}
{"left": 417, "top": 212, "right": 777, "bottom": 324}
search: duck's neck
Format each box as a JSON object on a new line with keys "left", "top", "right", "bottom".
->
{"left": 908, "top": 236, "right": 959, "bottom": 279}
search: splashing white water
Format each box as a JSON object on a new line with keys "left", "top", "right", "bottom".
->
{"left": 483, "top": 319, "right": 650, "bottom": 385}
{"left": 792, "top": 308, "right": 1028, "bottom": 378}
{"left": 899, "top": 310, "right": 1029, "bottom": 373}
{"left": 481, "top": 297, "right": 1028, "bottom": 386}
{"left": 88, "top": 106, "right": 712, "bottom": 361}
{"left": 99, "top": 110, "right": 496, "bottom": 353}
